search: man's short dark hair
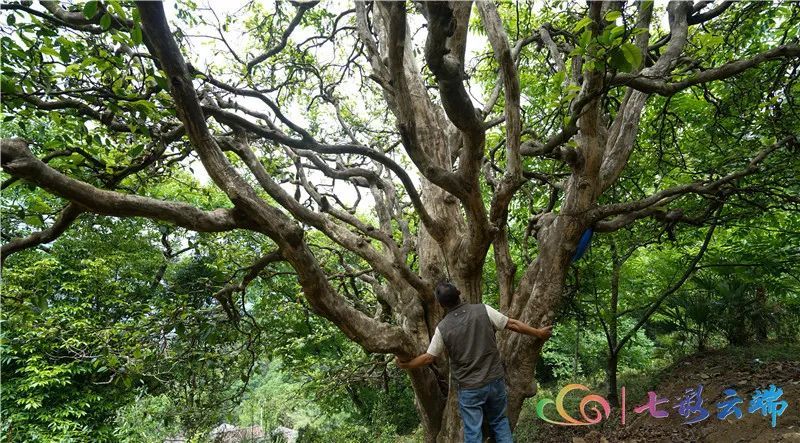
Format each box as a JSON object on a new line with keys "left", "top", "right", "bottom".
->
{"left": 435, "top": 282, "right": 461, "bottom": 308}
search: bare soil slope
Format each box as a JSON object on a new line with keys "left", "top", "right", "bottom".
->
{"left": 526, "top": 344, "right": 800, "bottom": 442}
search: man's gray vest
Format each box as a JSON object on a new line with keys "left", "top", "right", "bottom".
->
{"left": 438, "top": 303, "right": 505, "bottom": 389}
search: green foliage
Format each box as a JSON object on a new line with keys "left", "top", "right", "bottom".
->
{"left": 113, "top": 395, "right": 182, "bottom": 443}
{"left": 1, "top": 1, "right": 799, "bottom": 441}
{"left": 0, "top": 216, "right": 266, "bottom": 441}
{"left": 541, "top": 317, "right": 655, "bottom": 382}
{"left": 0, "top": 211, "right": 417, "bottom": 441}
{"left": 2, "top": 220, "right": 159, "bottom": 441}
{"left": 231, "top": 359, "right": 417, "bottom": 443}
{"left": 661, "top": 218, "right": 800, "bottom": 350}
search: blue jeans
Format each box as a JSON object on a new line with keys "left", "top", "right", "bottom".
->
{"left": 457, "top": 377, "right": 513, "bottom": 443}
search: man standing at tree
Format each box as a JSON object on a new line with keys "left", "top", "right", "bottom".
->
{"left": 396, "top": 282, "right": 553, "bottom": 442}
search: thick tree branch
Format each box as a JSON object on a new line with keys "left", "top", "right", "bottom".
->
{"left": 1, "top": 149, "right": 72, "bottom": 190}
{"left": 354, "top": 1, "right": 391, "bottom": 92}
{"left": 688, "top": 1, "right": 735, "bottom": 25}
{"left": 482, "top": 33, "right": 541, "bottom": 117}
{"left": 202, "top": 104, "right": 443, "bottom": 237}
{"left": 137, "top": 1, "right": 413, "bottom": 355}
{"left": 422, "top": 2, "right": 487, "bottom": 198}
{"left": 477, "top": 1, "right": 522, "bottom": 180}
{"left": 593, "top": 206, "right": 670, "bottom": 233}
{"left": 228, "top": 139, "right": 430, "bottom": 301}
{"left": 539, "top": 26, "right": 567, "bottom": 75}
{"left": 0, "top": 203, "right": 83, "bottom": 265}
{"left": 600, "top": 2, "right": 689, "bottom": 190}
{"left": 423, "top": 1, "right": 483, "bottom": 136}
{"left": 591, "top": 136, "right": 795, "bottom": 222}
{"left": 1, "top": 138, "right": 247, "bottom": 233}
{"left": 380, "top": 2, "right": 465, "bottom": 204}
{"left": 612, "top": 45, "right": 800, "bottom": 96}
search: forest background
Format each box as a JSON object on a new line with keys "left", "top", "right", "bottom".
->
{"left": 1, "top": 0, "right": 798, "bottom": 441}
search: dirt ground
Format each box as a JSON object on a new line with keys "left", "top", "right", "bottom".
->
{"left": 529, "top": 347, "right": 800, "bottom": 442}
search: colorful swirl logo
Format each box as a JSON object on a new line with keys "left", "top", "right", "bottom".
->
{"left": 536, "top": 383, "right": 611, "bottom": 426}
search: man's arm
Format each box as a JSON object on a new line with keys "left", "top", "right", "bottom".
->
{"left": 395, "top": 353, "right": 436, "bottom": 370}
{"left": 395, "top": 326, "right": 443, "bottom": 369}
{"left": 506, "top": 319, "right": 553, "bottom": 340}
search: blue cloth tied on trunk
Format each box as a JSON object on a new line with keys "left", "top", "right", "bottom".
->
{"left": 571, "top": 228, "right": 593, "bottom": 262}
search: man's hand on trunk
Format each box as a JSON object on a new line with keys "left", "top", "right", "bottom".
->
{"left": 536, "top": 325, "right": 553, "bottom": 341}
{"left": 395, "top": 353, "right": 435, "bottom": 370}
{"left": 506, "top": 318, "right": 554, "bottom": 341}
